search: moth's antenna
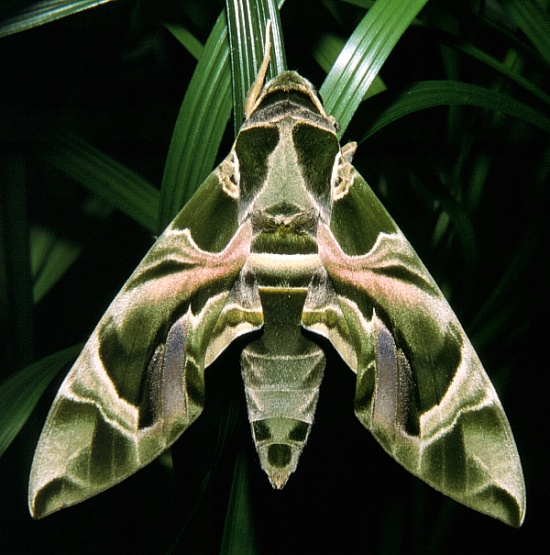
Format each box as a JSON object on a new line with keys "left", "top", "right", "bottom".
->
{"left": 244, "top": 20, "right": 272, "bottom": 119}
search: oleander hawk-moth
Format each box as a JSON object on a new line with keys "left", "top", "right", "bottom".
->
{"left": 29, "top": 36, "right": 525, "bottom": 527}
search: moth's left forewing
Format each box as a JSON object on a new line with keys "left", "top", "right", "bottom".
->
{"left": 29, "top": 166, "right": 259, "bottom": 519}
{"left": 315, "top": 164, "right": 526, "bottom": 527}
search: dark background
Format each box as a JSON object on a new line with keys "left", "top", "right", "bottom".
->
{"left": 0, "top": 0, "right": 548, "bottom": 553}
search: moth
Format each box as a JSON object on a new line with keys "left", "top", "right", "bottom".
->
{"left": 29, "top": 30, "right": 526, "bottom": 527}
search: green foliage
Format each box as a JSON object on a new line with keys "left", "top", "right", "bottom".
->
{"left": 0, "top": 0, "right": 547, "bottom": 553}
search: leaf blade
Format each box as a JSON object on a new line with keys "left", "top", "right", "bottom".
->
{"left": 226, "top": 0, "right": 286, "bottom": 131}
{"left": 42, "top": 134, "right": 159, "bottom": 233}
{"left": 320, "top": 0, "right": 430, "bottom": 135}
{"left": 159, "top": 11, "right": 232, "bottom": 229}
{"left": 0, "top": 344, "right": 83, "bottom": 458}
{"left": 0, "top": 0, "right": 114, "bottom": 39}
{"left": 359, "top": 80, "right": 550, "bottom": 140}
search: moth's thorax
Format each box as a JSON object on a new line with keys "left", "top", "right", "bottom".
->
{"left": 235, "top": 77, "right": 341, "bottom": 249}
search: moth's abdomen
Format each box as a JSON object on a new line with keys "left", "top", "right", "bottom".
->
{"left": 241, "top": 328, "right": 324, "bottom": 488}
{"left": 241, "top": 253, "right": 325, "bottom": 488}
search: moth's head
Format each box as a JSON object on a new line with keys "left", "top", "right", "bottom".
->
{"left": 260, "top": 72, "right": 325, "bottom": 111}
{"left": 245, "top": 71, "right": 338, "bottom": 133}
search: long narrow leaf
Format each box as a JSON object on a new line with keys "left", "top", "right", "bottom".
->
{"left": 159, "top": 12, "right": 232, "bottom": 229}
{"left": 504, "top": 0, "right": 550, "bottom": 64}
{"left": 0, "top": 344, "right": 83, "bottom": 458}
{"left": 358, "top": 80, "right": 550, "bottom": 140}
{"left": 43, "top": 134, "right": 159, "bottom": 233}
{"left": 165, "top": 24, "right": 204, "bottom": 61}
{"left": 226, "top": 0, "right": 286, "bottom": 131}
{"left": 0, "top": 159, "right": 34, "bottom": 371}
{"left": 312, "top": 32, "right": 387, "bottom": 99}
{"left": 30, "top": 226, "right": 82, "bottom": 303}
{"left": 0, "top": 0, "right": 113, "bottom": 39}
{"left": 220, "top": 450, "right": 258, "bottom": 555}
{"left": 470, "top": 221, "right": 541, "bottom": 348}
{"left": 457, "top": 42, "right": 550, "bottom": 108}
{"left": 320, "top": 0, "right": 431, "bottom": 135}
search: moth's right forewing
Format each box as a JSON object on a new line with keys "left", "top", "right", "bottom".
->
{"left": 29, "top": 167, "right": 255, "bottom": 519}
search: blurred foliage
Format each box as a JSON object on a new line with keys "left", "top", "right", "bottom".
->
{"left": 0, "top": 0, "right": 548, "bottom": 553}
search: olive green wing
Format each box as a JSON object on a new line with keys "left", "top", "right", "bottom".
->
{"left": 305, "top": 167, "right": 525, "bottom": 527}
{"left": 29, "top": 167, "right": 262, "bottom": 519}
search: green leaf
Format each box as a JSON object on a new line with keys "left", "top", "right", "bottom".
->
{"left": 42, "top": 134, "right": 159, "bottom": 233}
{"left": 503, "top": 0, "right": 550, "bottom": 64}
{"left": 159, "top": 11, "right": 232, "bottom": 229}
{"left": 312, "top": 32, "right": 387, "bottom": 99}
{"left": 0, "top": 159, "right": 34, "bottom": 370}
{"left": 226, "top": 0, "right": 286, "bottom": 131}
{"left": 165, "top": 24, "right": 204, "bottom": 61}
{"left": 0, "top": 344, "right": 82, "bottom": 458}
{"left": 470, "top": 222, "right": 541, "bottom": 351}
{"left": 320, "top": 0, "right": 430, "bottom": 136}
{"left": 0, "top": 0, "right": 114, "bottom": 39}
{"left": 358, "top": 80, "right": 550, "bottom": 140}
{"left": 30, "top": 226, "right": 82, "bottom": 303}
{"left": 220, "top": 450, "right": 258, "bottom": 555}
{"left": 455, "top": 42, "right": 550, "bottom": 108}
